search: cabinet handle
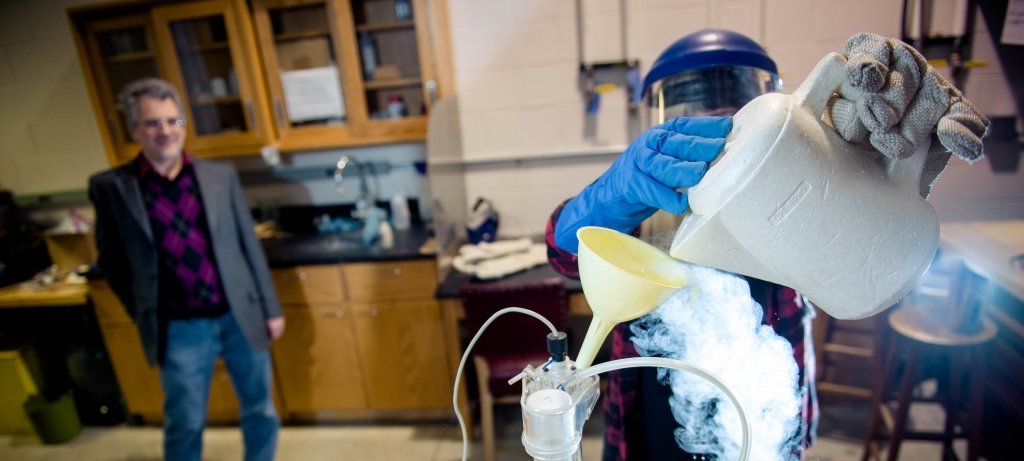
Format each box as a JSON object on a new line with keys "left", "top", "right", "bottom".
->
{"left": 426, "top": 79, "right": 437, "bottom": 106}
{"left": 322, "top": 310, "right": 345, "bottom": 318}
{"left": 392, "top": 267, "right": 402, "bottom": 276}
{"left": 246, "top": 99, "right": 258, "bottom": 131}
{"left": 297, "top": 272, "right": 308, "bottom": 280}
{"left": 356, "top": 308, "right": 380, "bottom": 317}
{"left": 273, "top": 97, "right": 285, "bottom": 130}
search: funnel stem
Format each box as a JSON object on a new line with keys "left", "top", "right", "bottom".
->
{"left": 574, "top": 318, "right": 616, "bottom": 369}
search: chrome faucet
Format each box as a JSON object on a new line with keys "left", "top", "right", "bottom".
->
{"left": 333, "top": 155, "right": 374, "bottom": 211}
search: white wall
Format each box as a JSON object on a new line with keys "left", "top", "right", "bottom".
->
{"left": 442, "top": 0, "right": 1024, "bottom": 236}
{"left": 0, "top": 0, "right": 109, "bottom": 195}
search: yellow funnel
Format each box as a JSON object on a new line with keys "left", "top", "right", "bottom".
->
{"left": 574, "top": 227, "right": 688, "bottom": 368}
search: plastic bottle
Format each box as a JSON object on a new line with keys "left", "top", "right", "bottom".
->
{"left": 386, "top": 95, "right": 407, "bottom": 118}
{"left": 378, "top": 220, "right": 394, "bottom": 250}
{"left": 390, "top": 193, "right": 411, "bottom": 230}
{"left": 394, "top": 0, "right": 412, "bottom": 20}
{"left": 359, "top": 32, "right": 377, "bottom": 81}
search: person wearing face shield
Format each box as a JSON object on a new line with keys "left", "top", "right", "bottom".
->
{"left": 545, "top": 29, "right": 988, "bottom": 461}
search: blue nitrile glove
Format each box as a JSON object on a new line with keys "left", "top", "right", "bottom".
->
{"left": 553, "top": 116, "right": 731, "bottom": 254}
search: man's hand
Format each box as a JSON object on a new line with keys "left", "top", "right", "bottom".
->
{"left": 827, "top": 33, "right": 989, "bottom": 197}
{"left": 266, "top": 316, "right": 285, "bottom": 341}
{"left": 553, "top": 116, "right": 731, "bottom": 253}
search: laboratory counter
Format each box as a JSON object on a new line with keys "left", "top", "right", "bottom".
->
{"left": 259, "top": 223, "right": 435, "bottom": 268}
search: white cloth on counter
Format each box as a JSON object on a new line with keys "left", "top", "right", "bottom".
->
{"left": 453, "top": 238, "right": 548, "bottom": 280}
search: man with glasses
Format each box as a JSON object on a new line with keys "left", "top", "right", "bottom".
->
{"left": 88, "top": 78, "right": 284, "bottom": 461}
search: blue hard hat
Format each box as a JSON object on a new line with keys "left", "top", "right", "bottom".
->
{"left": 643, "top": 29, "right": 778, "bottom": 94}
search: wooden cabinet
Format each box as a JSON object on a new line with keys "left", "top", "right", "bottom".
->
{"left": 270, "top": 259, "right": 453, "bottom": 420}
{"left": 70, "top": 0, "right": 272, "bottom": 164}
{"left": 351, "top": 299, "right": 450, "bottom": 410}
{"left": 93, "top": 323, "right": 164, "bottom": 421}
{"left": 76, "top": 14, "right": 164, "bottom": 163}
{"left": 69, "top": 0, "right": 453, "bottom": 164}
{"left": 88, "top": 280, "right": 241, "bottom": 423}
{"left": 251, "top": 0, "right": 445, "bottom": 151}
{"left": 89, "top": 258, "right": 451, "bottom": 422}
{"left": 151, "top": 0, "right": 274, "bottom": 157}
{"left": 271, "top": 304, "right": 368, "bottom": 414}
{"left": 251, "top": 0, "right": 362, "bottom": 151}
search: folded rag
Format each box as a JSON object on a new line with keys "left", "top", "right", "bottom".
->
{"left": 828, "top": 33, "right": 989, "bottom": 198}
{"left": 453, "top": 240, "right": 548, "bottom": 280}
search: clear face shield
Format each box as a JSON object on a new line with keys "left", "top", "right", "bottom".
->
{"left": 638, "top": 65, "right": 781, "bottom": 239}
{"left": 643, "top": 65, "right": 782, "bottom": 126}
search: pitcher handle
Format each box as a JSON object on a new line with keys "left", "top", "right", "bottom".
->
{"left": 792, "top": 52, "right": 847, "bottom": 117}
{"left": 794, "top": 52, "right": 929, "bottom": 196}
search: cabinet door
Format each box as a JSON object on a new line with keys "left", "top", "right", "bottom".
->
{"left": 151, "top": 0, "right": 271, "bottom": 155}
{"left": 351, "top": 299, "right": 451, "bottom": 410}
{"left": 341, "top": 0, "right": 438, "bottom": 141}
{"left": 99, "top": 323, "right": 165, "bottom": 421}
{"left": 252, "top": 0, "right": 366, "bottom": 151}
{"left": 270, "top": 304, "right": 368, "bottom": 414}
{"left": 81, "top": 15, "right": 163, "bottom": 164}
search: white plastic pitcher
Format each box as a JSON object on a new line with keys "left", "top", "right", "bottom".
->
{"left": 670, "top": 52, "right": 939, "bottom": 320}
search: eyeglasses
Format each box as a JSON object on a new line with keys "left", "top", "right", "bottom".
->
{"left": 140, "top": 118, "right": 186, "bottom": 129}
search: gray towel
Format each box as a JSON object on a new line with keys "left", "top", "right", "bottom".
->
{"left": 827, "top": 33, "right": 989, "bottom": 198}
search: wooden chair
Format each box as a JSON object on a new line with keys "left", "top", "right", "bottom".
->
{"left": 459, "top": 277, "right": 568, "bottom": 461}
{"left": 862, "top": 262, "right": 997, "bottom": 461}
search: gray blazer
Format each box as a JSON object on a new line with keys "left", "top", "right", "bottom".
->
{"left": 88, "top": 157, "right": 282, "bottom": 365}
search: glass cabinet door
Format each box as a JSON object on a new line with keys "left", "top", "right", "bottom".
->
{"left": 152, "top": 0, "right": 268, "bottom": 153}
{"left": 253, "top": 0, "right": 364, "bottom": 150}
{"left": 349, "top": 0, "right": 435, "bottom": 123}
{"left": 84, "top": 16, "right": 161, "bottom": 163}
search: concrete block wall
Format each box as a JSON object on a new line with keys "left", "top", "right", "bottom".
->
{"left": 444, "top": 0, "right": 1024, "bottom": 236}
{"left": 0, "top": 0, "right": 108, "bottom": 195}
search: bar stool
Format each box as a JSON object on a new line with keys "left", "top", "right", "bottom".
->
{"left": 862, "top": 263, "right": 997, "bottom": 461}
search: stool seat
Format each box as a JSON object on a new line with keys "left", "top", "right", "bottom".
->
{"left": 888, "top": 303, "right": 996, "bottom": 347}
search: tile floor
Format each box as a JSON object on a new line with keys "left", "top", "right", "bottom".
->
{"left": 0, "top": 392, "right": 969, "bottom": 461}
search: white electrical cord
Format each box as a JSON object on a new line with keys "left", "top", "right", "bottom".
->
{"left": 570, "top": 357, "right": 751, "bottom": 461}
{"left": 452, "top": 307, "right": 557, "bottom": 461}
{"left": 452, "top": 313, "right": 751, "bottom": 461}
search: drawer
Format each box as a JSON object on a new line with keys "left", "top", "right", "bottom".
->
{"left": 272, "top": 265, "right": 345, "bottom": 304}
{"left": 342, "top": 260, "right": 437, "bottom": 301}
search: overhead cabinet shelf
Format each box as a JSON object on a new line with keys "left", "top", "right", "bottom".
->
{"left": 69, "top": 0, "right": 453, "bottom": 164}
{"left": 105, "top": 51, "right": 155, "bottom": 62}
{"left": 355, "top": 20, "right": 414, "bottom": 32}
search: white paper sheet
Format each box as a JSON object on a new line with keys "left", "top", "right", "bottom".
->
{"left": 1002, "top": 0, "right": 1024, "bottom": 45}
{"left": 281, "top": 66, "right": 345, "bottom": 123}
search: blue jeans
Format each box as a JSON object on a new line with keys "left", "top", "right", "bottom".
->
{"left": 160, "top": 311, "right": 279, "bottom": 461}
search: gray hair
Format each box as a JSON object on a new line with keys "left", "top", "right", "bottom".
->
{"left": 118, "top": 78, "right": 184, "bottom": 128}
